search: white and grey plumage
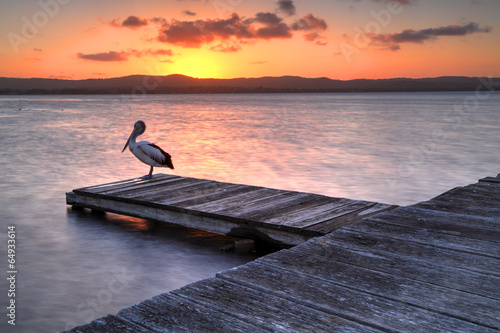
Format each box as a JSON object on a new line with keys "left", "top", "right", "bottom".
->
{"left": 122, "top": 120, "right": 174, "bottom": 178}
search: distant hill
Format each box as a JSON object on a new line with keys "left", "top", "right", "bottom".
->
{"left": 0, "top": 74, "right": 497, "bottom": 94}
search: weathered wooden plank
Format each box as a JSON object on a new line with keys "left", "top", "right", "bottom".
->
{"left": 355, "top": 202, "right": 398, "bottom": 217}
{"left": 78, "top": 174, "right": 179, "bottom": 194}
{"left": 259, "top": 247, "right": 500, "bottom": 330}
{"left": 310, "top": 230, "right": 500, "bottom": 298}
{"left": 305, "top": 203, "right": 396, "bottom": 234}
{"left": 300, "top": 202, "right": 377, "bottom": 233}
{"left": 172, "top": 276, "right": 384, "bottom": 333}
{"left": 172, "top": 184, "right": 258, "bottom": 207}
{"left": 184, "top": 187, "right": 283, "bottom": 212}
{"left": 435, "top": 187, "right": 500, "bottom": 205}
{"left": 264, "top": 198, "right": 353, "bottom": 225}
{"left": 368, "top": 206, "right": 500, "bottom": 242}
{"left": 63, "top": 314, "right": 155, "bottom": 333}
{"left": 479, "top": 175, "right": 500, "bottom": 184}
{"left": 121, "top": 180, "right": 237, "bottom": 203}
{"left": 237, "top": 193, "right": 335, "bottom": 223}
{"left": 75, "top": 177, "right": 196, "bottom": 199}
{"left": 104, "top": 177, "right": 212, "bottom": 198}
{"left": 303, "top": 203, "right": 395, "bottom": 235}
{"left": 214, "top": 191, "right": 308, "bottom": 217}
{"left": 78, "top": 177, "right": 143, "bottom": 191}
{"left": 357, "top": 217, "right": 500, "bottom": 257}
{"left": 99, "top": 175, "right": 190, "bottom": 196}
{"left": 414, "top": 190, "right": 500, "bottom": 218}
{"left": 414, "top": 199, "right": 500, "bottom": 218}
{"left": 218, "top": 261, "right": 495, "bottom": 332}
{"left": 466, "top": 182, "right": 500, "bottom": 194}
{"left": 279, "top": 200, "right": 374, "bottom": 229}
{"left": 326, "top": 224, "right": 500, "bottom": 276}
{"left": 117, "top": 292, "right": 268, "bottom": 333}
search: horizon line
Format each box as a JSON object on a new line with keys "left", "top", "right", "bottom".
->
{"left": 1, "top": 74, "right": 495, "bottom": 81}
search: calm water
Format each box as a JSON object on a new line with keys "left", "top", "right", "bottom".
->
{"left": 0, "top": 92, "right": 499, "bottom": 332}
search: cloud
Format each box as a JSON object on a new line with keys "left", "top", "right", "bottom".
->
{"left": 183, "top": 10, "right": 196, "bottom": 16}
{"left": 110, "top": 15, "right": 148, "bottom": 29}
{"left": 77, "top": 49, "right": 173, "bottom": 61}
{"left": 255, "top": 22, "right": 292, "bottom": 38}
{"left": 249, "top": 12, "right": 283, "bottom": 25}
{"left": 277, "top": 0, "right": 296, "bottom": 16}
{"left": 249, "top": 60, "right": 268, "bottom": 65}
{"left": 157, "top": 13, "right": 254, "bottom": 48}
{"left": 292, "top": 14, "right": 327, "bottom": 31}
{"left": 245, "top": 12, "right": 292, "bottom": 39}
{"left": 210, "top": 44, "right": 242, "bottom": 52}
{"left": 371, "top": 22, "right": 492, "bottom": 50}
{"left": 122, "top": 15, "right": 148, "bottom": 28}
{"left": 304, "top": 32, "right": 319, "bottom": 41}
{"left": 156, "top": 11, "right": 327, "bottom": 49}
{"left": 77, "top": 51, "right": 128, "bottom": 61}
{"left": 291, "top": 14, "right": 327, "bottom": 42}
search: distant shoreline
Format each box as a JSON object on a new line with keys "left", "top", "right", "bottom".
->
{"left": 0, "top": 88, "right": 492, "bottom": 95}
{"left": 0, "top": 74, "right": 498, "bottom": 95}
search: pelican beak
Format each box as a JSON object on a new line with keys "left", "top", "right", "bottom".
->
{"left": 122, "top": 135, "right": 131, "bottom": 153}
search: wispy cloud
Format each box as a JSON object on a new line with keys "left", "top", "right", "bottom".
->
{"left": 77, "top": 48, "right": 173, "bottom": 62}
{"left": 77, "top": 51, "right": 127, "bottom": 62}
{"left": 210, "top": 44, "right": 242, "bottom": 52}
{"left": 371, "top": 22, "right": 492, "bottom": 50}
{"left": 183, "top": 10, "right": 196, "bottom": 16}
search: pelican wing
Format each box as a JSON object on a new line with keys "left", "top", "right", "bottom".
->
{"left": 138, "top": 143, "right": 174, "bottom": 169}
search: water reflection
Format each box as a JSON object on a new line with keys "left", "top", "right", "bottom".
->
{"left": 65, "top": 208, "right": 245, "bottom": 251}
{"left": 0, "top": 92, "right": 499, "bottom": 333}
{"left": 68, "top": 208, "right": 155, "bottom": 232}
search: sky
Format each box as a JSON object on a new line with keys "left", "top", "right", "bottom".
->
{"left": 0, "top": 0, "right": 499, "bottom": 80}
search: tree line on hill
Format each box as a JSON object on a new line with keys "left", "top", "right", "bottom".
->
{"left": 0, "top": 75, "right": 497, "bottom": 95}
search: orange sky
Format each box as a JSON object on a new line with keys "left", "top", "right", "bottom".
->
{"left": 1, "top": 0, "right": 499, "bottom": 80}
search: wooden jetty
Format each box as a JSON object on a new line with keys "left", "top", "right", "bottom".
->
{"left": 63, "top": 175, "right": 500, "bottom": 333}
{"left": 66, "top": 174, "right": 395, "bottom": 246}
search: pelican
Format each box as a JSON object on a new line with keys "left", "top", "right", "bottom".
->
{"left": 122, "top": 120, "right": 174, "bottom": 179}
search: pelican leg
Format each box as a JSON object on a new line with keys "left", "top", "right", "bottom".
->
{"left": 142, "top": 166, "right": 154, "bottom": 179}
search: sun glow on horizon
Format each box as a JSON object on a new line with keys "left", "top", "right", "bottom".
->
{"left": 0, "top": 0, "right": 499, "bottom": 80}
{"left": 167, "top": 52, "right": 222, "bottom": 79}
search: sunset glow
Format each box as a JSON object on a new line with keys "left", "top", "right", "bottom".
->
{"left": 169, "top": 50, "right": 223, "bottom": 78}
{"left": 1, "top": 0, "right": 499, "bottom": 80}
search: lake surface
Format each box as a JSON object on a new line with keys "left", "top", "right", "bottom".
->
{"left": 0, "top": 92, "right": 499, "bottom": 332}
